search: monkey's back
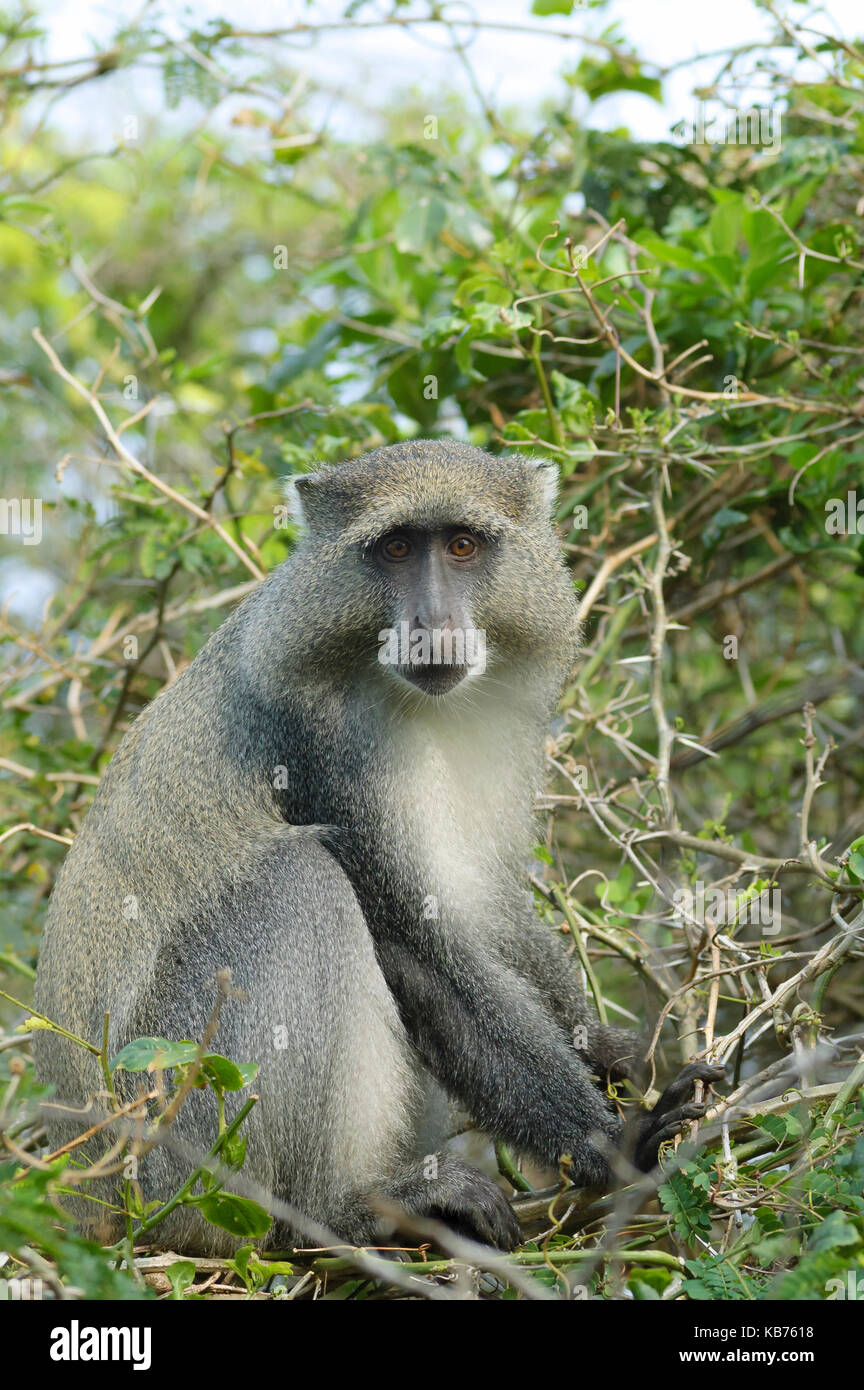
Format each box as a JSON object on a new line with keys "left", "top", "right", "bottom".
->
{"left": 33, "top": 600, "right": 289, "bottom": 1109}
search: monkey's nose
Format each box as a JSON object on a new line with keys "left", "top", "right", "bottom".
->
{"left": 413, "top": 614, "right": 455, "bottom": 634}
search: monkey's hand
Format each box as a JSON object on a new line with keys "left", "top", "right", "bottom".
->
{"left": 583, "top": 1024, "right": 650, "bottom": 1088}
{"left": 626, "top": 1061, "right": 725, "bottom": 1174}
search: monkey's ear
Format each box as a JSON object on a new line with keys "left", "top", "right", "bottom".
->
{"left": 284, "top": 470, "right": 327, "bottom": 532}
{"left": 528, "top": 457, "right": 560, "bottom": 516}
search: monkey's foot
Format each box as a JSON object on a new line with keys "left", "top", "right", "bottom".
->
{"left": 629, "top": 1061, "right": 725, "bottom": 1173}
{"left": 367, "top": 1154, "right": 523, "bottom": 1252}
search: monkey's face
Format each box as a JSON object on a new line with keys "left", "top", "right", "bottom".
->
{"left": 288, "top": 442, "right": 580, "bottom": 698}
{"left": 371, "top": 525, "right": 489, "bottom": 696}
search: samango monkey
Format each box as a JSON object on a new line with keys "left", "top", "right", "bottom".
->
{"left": 34, "top": 441, "right": 722, "bottom": 1252}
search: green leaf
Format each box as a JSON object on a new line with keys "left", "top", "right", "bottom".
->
{"left": 111, "top": 1037, "right": 200, "bottom": 1072}
{"left": 468, "top": 301, "right": 532, "bottom": 336}
{"left": 806, "top": 1210, "right": 860, "bottom": 1254}
{"left": 600, "top": 866, "right": 633, "bottom": 904}
{"left": 701, "top": 507, "right": 747, "bottom": 547}
{"left": 636, "top": 235, "right": 702, "bottom": 272}
{"left": 628, "top": 1268, "right": 671, "bottom": 1298}
{"left": 166, "top": 1260, "right": 196, "bottom": 1298}
{"left": 221, "top": 1134, "right": 248, "bottom": 1171}
{"left": 532, "top": 0, "right": 577, "bottom": 13}
{"left": 550, "top": 372, "right": 596, "bottom": 434}
{"left": 700, "top": 254, "right": 740, "bottom": 293}
{"left": 659, "top": 1164, "right": 714, "bottom": 1242}
{"left": 707, "top": 198, "right": 743, "bottom": 258}
{"left": 394, "top": 194, "right": 447, "bottom": 254}
{"left": 191, "top": 1192, "right": 272, "bottom": 1239}
{"left": 682, "top": 1256, "right": 750, "bottom": 1301}
{"left": 226, "top": 1242, "right": 254, "bottom": 1286}
{"left": 226, "top": 1243, "right": 293, "bottom": 1292}
{"left": 200, "top": 1054, "right": 246, "bottom": 1091}
{"left": 846, "top": 837, "right": 864, "bottom": 883}
{"left": 751, "top": 1111, "right": 804, "bottom": 1146}
{"left": 628, "top": 1278, "right": 661, "bottom": 1299}
{"left": 571, "top": 57, "right": 663, "bottom": 105}
{"left": 783, "top": 177, "right": 823, "bottom": 229}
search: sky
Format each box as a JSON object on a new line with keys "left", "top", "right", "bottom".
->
{"left": 32, "top": 0, "right": 864, "bottom": 141}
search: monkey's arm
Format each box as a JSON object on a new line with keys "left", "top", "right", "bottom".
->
{"left": 496, "top": 902, "right": 646, "bottom": 1085}
{"left": 376, "top": 929, "right": 620, "bottom": 1183}
{"left": 374, "top": 929, "right": 719, "bottom": 1184}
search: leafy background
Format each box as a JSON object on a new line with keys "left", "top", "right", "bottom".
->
{"left": 1, "top": 0, "right": 864, "bottom": 1300}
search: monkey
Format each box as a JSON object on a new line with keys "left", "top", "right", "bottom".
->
{"left": 33, "top": 439, "right": 723, "bottom": 1255}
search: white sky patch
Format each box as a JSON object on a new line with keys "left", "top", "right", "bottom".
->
{"left": 34, "top": 0, "right": 863, "bottom": 140}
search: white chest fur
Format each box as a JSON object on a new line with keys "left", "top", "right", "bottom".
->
{"left": 385, "top": 681, "right": 540, "bottom": 930}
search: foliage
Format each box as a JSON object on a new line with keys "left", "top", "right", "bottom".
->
{"left": 1, "top": 0, "right": 864, "bottom": 1299}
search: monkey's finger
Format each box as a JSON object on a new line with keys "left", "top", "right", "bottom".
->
{"left": 440, "top": 1186, "right": 523, "bottom": 1252}
{"left": 460, "top": 1204, "right": 523, "bottom": 1252}
{"left": 677, "top": 1101, "right": 706, "bottom": 1120}
{"left": 652, "top": 1119, "right": 694, "bottom": 1147}
{"left": 633, "top": 1102, "right": 710, "bottom": 1170}
{"left": 646, "top": 1101, "right": 705, "bottom": 1135}
{"left": 652, "top": 1062, "right": 725, "bottom": 1116}
{"left": 488, "top": 1201, "right": 524, "bottom": 1253}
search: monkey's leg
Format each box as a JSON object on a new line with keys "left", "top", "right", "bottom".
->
{"left": 129, "top": 834, "right": 517, "bottom": 1254}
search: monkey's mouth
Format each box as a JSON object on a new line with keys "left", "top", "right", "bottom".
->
{"left": 397, "top": 662, "right": 470, "bottom": 696}
{"left": 379, "top": 623, "right": 487, "bottom": 695}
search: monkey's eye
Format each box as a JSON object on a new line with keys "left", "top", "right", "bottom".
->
{"left": 381, "top": 535, "right": 412, "bottom": 561}
{"left": 447, "top": 533, "right": 478, "bottom": 561}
